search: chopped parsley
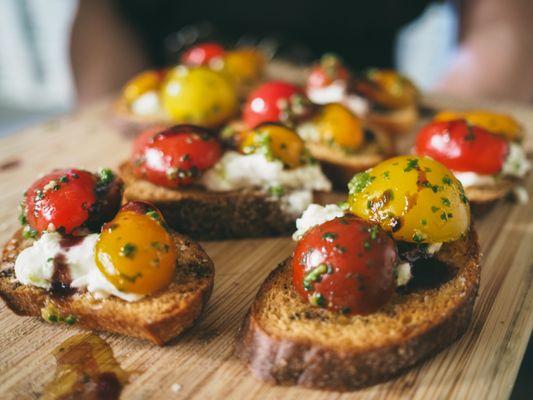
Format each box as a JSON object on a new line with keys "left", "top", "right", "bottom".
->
{"left": 303, "top": 264, "right": 329, "bottom": 290}
{"left": 98, "top": 168, "right": 115, "bottom": 185}
{"left": 404, "top": 158, "right": 419, "bottom": 172}
{"left": 348, "top": 172, "right": 375, "bottom": 194}
{"left": 412, "top": 232, "right": 425, "bottom": 243}
{"left": 441, "top": 197, "right": 451, "bottom": 207}
{"left": 322, "top": 232, "right": 337, "bottom": 242}
{"left": 442, "top": 176, "right": 452, "bottom": 185}
{"left": 309, "top": 292, "right": 326, "bottom": 307}
{"left": 268, "top": 185, "right": 284, "bottom": 197}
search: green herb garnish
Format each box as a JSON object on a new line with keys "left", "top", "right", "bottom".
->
{"left": 120, "top": 243, "right": 137, "bottom": 258}
{"left": 348, "top": 172, "right": 375, "bottom": 194}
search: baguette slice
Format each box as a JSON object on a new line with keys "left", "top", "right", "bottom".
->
{"left": 365, "top": 103, "right": 419, "bottom": 136}
{"left": 464, "top": 179, "right": 518, "bottom": 215}
{"left": 0, "top": 230, "right": 214, "bottom": 345}
{"left": 237, "top": 229, "right": 480, "bottom": 391}
{"left": 119, "top": 162, "right": 312, "bottom": 240}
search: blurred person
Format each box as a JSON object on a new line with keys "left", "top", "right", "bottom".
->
{"left": 62, "top": 0, "right": 533, "bottom": 105}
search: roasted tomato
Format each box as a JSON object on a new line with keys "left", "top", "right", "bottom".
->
{"left": 95, "top": 202, "right": 177, "bottom": 295}
{"left": 180, "top": 42, "right": 225, "bottom": 67}
{"left": 240, "top": 123, "right": 307, "bottom": 168}
{"left": 160, "top": 66, "right": 237, "bottom": 127}
{"left": 122, "top": 70, "right": 166, "bottom": 104}
{"left": 222, "top": 48, "right": 264, "bottom": 85}
{"left": 352, "top": 69, "right": 417, "bottom": 110}
{"left": 307, "top": 103, "right": 364, "bottom": 151}
{"left": 292, "top": 215, "right": 397, "bottom": 315}
{"left": 307, "top": 54, "right": 350, "bottom": 89}
{"left": 243, "top": 81, "right": 311, "bottom": 128}
{"left": 132, "top": 125, "right": 222, "bottom": 187}
{"left": 434, "top": 110, "right": 524, "bottom": 142}
{"left": 348, "top": 156, "right": 470, "bottom": 244}
{"left": 21, "top": 168, "right": 123, "bottom": 237}
{"left": 414, "top": 119, "right": 509, "bottom": 175}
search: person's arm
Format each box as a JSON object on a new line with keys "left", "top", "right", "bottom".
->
{"left": 70, "top": 0, "right": 149, "bottom": 105}
{"left": 434, "top": 0, "right": 533, "bottom": 101}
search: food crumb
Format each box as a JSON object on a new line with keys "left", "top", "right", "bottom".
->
{"left": 171, "top": 383, "right": 182, "bottom": 393}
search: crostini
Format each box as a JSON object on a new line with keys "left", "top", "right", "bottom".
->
{"left": 0, "top": 168, "right": 214, "bottom": 345}
{"left": 120, "top": 124, "right": 332, "bottom": 240}
{"left": 232, "top": 79, "right": 392, "bottom": 188}
{"left": 414, "top": 113, "right": 531, "bottom": 212}
{"left": 305, "top": 55, "right": 419, "bottom": 137}
{"left": 237, "top": 155, "right": 480, "bottom": 390}
{"left": 113, "top": 42, "right": 265, "bottom": 136}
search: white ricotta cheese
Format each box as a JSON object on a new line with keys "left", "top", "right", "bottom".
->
{"left": 130, "top": 90, "right": 161, "bottom": 116}
{"left": 396, "top": 262, "right": 412, "bottom": 286}
{"left": 306, "top": 81, "right": 369, "bottom": 116}
{"left": 452, "top": 171, "right": 496, "bottom": 188}
{"left": 292, "top": 203, "right": 345, "bottom": 240}
{"left": 502, "top": 142, "right": 531, "bottom": 178}
{"left": 14, "top": 232, "right": 143, "bottom": 302}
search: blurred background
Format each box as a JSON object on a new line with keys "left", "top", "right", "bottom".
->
{"left": 1, "top": 0, "right": 532, "bottom": 137}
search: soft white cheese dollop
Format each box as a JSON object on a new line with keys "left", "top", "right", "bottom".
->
{"left": 292, "top": 203, "right": 344, "bottom": 240}
{"left": 502, "top": 142, "right": 531, "bottom": 178}
{"left": 396, "top": 263, "right": 412, "bottom": 286}
{"left": 201, "top": 151, "right": 332, "bottom": 217}
{"left": 453, "top": 143, "right": 530, "bottom": 188}
{"left": 130, "top": 90, "right": 161, "bottom": 116}
{"left": 306, "top": 81, "right": 369, "bottom": 116}
{"left": 15, "top": 232, "right": 143, "bottom": 302}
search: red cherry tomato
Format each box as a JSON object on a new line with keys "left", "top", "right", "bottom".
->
{"left": 243, "top": 81, "right": 307, "bottom": 128}
{"left": 292, "top": 215, "right": 397, "bottom": 315}
{"left": 414, "top": 119, "right": 509, "bottom": 175}
{"left": 131, "top": 124, "right": 222, "bottom": 188}
{"left": 307, "top": 55, "right": 350, "bottom": 89}
{"left": 180, "top": 42, "right": 225, "bottom": 66}
{"left": 22, "top": 168, "right": 122, "bottom": 236}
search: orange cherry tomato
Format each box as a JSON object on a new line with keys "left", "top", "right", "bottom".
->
{"left": 352, "top": 69, "right": 417, "bottom": 109}
{"left": 292, "top": 215, "right": 397, "bottom": 315}
{"left": 240, "top": 123, "right": 307, "bottom": 168}
{"left": 415, "top": 119, "right": 509, "bottom": 174}
{"left": 95, "top": 202, "right": 177, "bottom": 295}
{"left": 310, "top": 103, "right": 364, "bottom": 151}
{"left": 22, "top": 168, "right": 122, "bottom": 236}
{"left": 131, "top": 125, "right": 222, "bottom": 188}
{"left": 123, "top": 70, "right": 166, "bottom": 104}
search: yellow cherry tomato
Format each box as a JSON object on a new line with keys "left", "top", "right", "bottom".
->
{"left": 348, "top": 156, "right": 470, "bottom": 244}
{"left": 434, "top": 110, "right": 524, "bottom": 142}
{"left": 95, "top": 206, "right": 177, "bottom": 295}
{"left": 123, "top": 70, "right": 163, "bottom": 104}
{"left": 222, "top": 48, "right": 265, "bottom": 85}
{"left": 355, "top": 69, "right": 417, "bottom": 109}
{"left": 310, "top": 103, "right": 364, "bottom": 151}
{"left": 240, "top": 123, "right": 307, "bottom": 169}
{"left": 160, "top": 66, "right": 238, "bottom": 127}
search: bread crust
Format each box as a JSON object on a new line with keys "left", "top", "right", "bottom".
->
{"left": 119, "top": 162, "right": 300, "bottom": 240}
{"left": 365, "top": 104, "right": 419, "bottom": 136}
{"left": 464, "top": 179, "right": 516, "bottom": 215}
{"left": 0, "top": 230, "right": 214, "bottom": 345}
{"left": 236, "top": 230, "right": 480, "bottom": 391}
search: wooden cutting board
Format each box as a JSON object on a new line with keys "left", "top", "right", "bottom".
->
{"left": 0, "top": 95, "right": 531, "bottom": 400}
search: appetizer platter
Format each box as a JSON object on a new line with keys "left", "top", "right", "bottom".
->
{"left": 0, "top": 56, "right": 532, "bottom": 399}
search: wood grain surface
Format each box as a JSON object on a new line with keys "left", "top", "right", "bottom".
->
{"left": 0, "top": 95, "right": 531, "bottom": 400}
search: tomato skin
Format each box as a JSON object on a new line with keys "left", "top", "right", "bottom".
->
{"left": 131, "top": 125, "right": 222, "bottom": 188}
{"left": 292, "top": 215, "right": 397, "bottom": 315}
{"left": 415, "top": 120, "right": 509, "bottom": 175}
{"left": 180, "top": 42, "right": 225, "bottom": 66}
{"left": 243, "top": 81, "right": 309, "bottom": 128}
{"left": 22, "top": 168, "right": 123, "bottom": 235}
{"left": 307, "top": 55, "right": 350, "bottom": 89}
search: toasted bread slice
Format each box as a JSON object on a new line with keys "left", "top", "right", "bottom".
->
{"left": 119, "top": 162, "right": 302, "bottom": 240}
{"left": 365, "top": 103, "right": 419, "bottom": 136}
{"left": 465, "top": 179, "right": 517, "bottom": 215}
{"left": 110, "top": 98, "right": 171, "bottom": 138}
{"left": 236, "top": 229, "right": 480, "bottom": 391}
{"left": 306, "top": 142, "right": 387, "bottom": 189}
{"left": 0, "top": 230, "right": 214, "bottom": 345}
